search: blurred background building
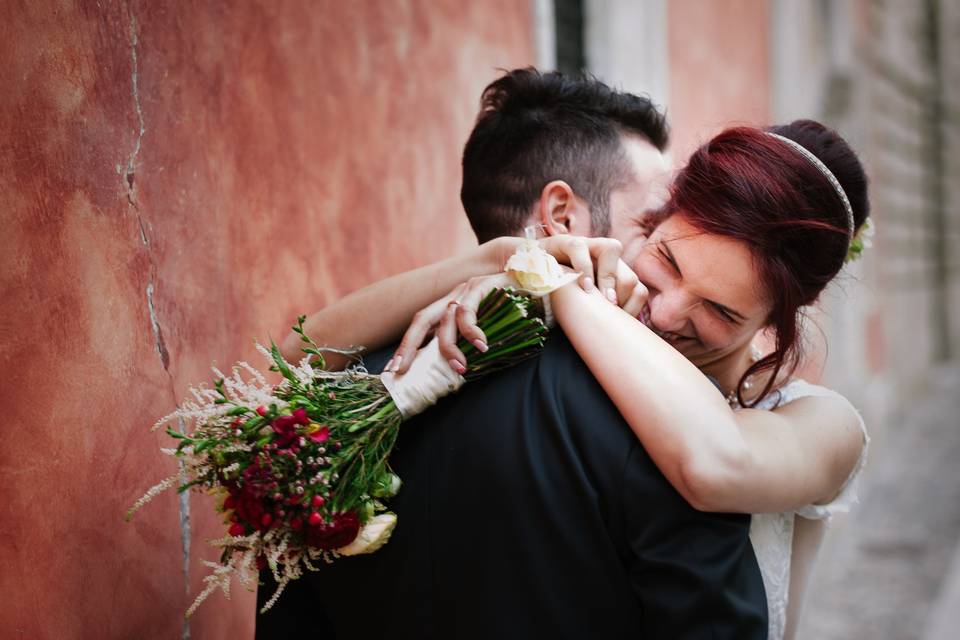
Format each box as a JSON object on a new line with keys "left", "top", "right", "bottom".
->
{"left": 2, "top": 1, "right": 957, "bottom": 638}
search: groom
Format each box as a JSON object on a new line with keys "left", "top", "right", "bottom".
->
{"left": 257, "top": 69, "right": 768, "bottom": 638}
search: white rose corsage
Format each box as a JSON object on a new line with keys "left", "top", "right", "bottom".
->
{"left": 504, "top": 239, "right": 580, "bottom": 326}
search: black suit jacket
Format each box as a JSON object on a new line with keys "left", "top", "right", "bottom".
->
{"left": 256, "top": 332, "right": 767, "bottom": 639}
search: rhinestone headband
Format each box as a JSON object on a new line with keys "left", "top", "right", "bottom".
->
{"left": 766, "top": 132, "right": 855, "bottom": 237}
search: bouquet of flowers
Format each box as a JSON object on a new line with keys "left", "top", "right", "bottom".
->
{"left": 128, "top": 262, "right": 571, "bottom": 616}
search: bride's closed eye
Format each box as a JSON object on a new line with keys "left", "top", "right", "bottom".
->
{"left": 709, "top": 302, "right": 739, "bottom": 324}
{"left": 655, "top": 244, "right": 681, "bottom": 276}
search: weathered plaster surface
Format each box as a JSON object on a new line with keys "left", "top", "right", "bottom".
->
{"left": 667, "top": 0, "right": 771, "bottom": 162}
{"left": 0, "top": 2, "right": 532, "bottom": 638}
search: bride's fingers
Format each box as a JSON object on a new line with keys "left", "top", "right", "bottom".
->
{"left": 392, "top": 288, "right": 459, "bottom": 374}
{"left": 620, "top": 280, "right": 649, "bottom": 319}
{"left": 437, "top": 302, "right": 467, "bottom": 373}
{"left": 565, "top": 239, "right": 596, "bottom": 291}
{"left": 392, "top": 307, "right": 435, "bottom": 374}
{"left": 595, "top": 244, "right": 624, "bottom": 304}
{"left": 454, "top": 288, "right": 487, "bottom": 352}
{"left": 613, "top": 260, "right": 639, "bottom": 308}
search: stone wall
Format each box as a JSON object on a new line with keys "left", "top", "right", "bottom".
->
{"left": 0, "top": 2, "right": 533, "bottom": 638}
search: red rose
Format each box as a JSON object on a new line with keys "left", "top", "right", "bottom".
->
{"left": 293, "top": 408, "right": 310, "bottom": 425}
{"left": 271, "top": 415, "right": 299, "bottom": 449}
{"left": 240, "top": 458, "right": 273, "bottom": 497}
{"left": 234, "top": 491, "right": 267, "bottom": 526}
{"left": 305, "top": 511, "right": 360, "bottom": 550}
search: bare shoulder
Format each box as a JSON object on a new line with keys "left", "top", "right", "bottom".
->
{"left": 772, "top": 390, "right": 866, "bottom": 499}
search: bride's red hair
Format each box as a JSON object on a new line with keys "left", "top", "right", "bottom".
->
{"left": 653, "top": 120, "right": 870, "bottom": 406}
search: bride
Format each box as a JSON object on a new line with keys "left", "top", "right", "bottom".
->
{"left": 286, "top": 119, "right": 870, "bottom": 640}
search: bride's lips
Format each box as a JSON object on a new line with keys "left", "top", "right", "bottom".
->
{"left": 638, "top": 303, "right": 652, "bottom": 327}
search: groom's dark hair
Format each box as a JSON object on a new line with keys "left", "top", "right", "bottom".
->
{"left": 461, "top": 68, "right": 669, "bottom": 242}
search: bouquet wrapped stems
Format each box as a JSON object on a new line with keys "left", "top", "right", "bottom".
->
{"left": 128, "top": 287, "right": 548, "bottom": 616}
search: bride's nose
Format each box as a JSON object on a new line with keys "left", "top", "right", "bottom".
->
{"left": 649, "top": 288, "right": 696, "bottom": 334}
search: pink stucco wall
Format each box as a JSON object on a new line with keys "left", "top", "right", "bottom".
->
{"left": 0, "top": 2, "right": 533, "bottom": 638}
{"left": 666, "top": 0, "right": 770, "bottom": 163}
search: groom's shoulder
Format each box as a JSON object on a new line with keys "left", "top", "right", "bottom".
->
{"left": 537, "top": 330, "right": 612, "bottom": 394}
{"left": 534, "top": 331, "right": 640, "bottom": 440}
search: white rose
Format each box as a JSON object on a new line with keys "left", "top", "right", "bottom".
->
{"left": 337, "top": 513, "right": 398, "bottom": 556}
{"left": 504, "top": 241, "right": 579, "bottom": 296}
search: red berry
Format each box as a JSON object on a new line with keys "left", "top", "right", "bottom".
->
{"left": 311, "top": 495, "right": 325, "bottom": 508}
{"left": 256, "top": 406, "right": 268, "bottom": 416}
{"left": 261, "top": 513, "right": 273, "bottom": 528}
{"left": 293, "top": 408, "right": 309, "bottom": 425}
{"left": 228, "top": 523, "right": 245, "bottom": 536}
{"left": 308, "top": 512, "right": 322, "bottom": 526}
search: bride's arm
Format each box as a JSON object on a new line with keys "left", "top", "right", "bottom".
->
{"left": 550, "top": 283, "right": 864, "bottom": 514}
{"left": 296, "top": 233, "right": 625, "bottom": 372}
{"left": 280, "top": 237, "right": 523, "bottom": 369}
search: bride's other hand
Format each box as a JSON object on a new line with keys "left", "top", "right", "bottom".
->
{"left": 537, "top": 234, "right": 649, "bottom": 317}
{"left": 389, "top": 273, "right": 513, "bottom": 375}
{"left": 538, "top": 235, "right": 623, "bottom": 301}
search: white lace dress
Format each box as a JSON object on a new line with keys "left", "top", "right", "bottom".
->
{"left": 746, "top": 379, "right": 869, "bottom": 640}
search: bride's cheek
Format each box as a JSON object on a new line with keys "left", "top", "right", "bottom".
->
{"left": 696, "top": 320, "right": 733, "bottom": 351}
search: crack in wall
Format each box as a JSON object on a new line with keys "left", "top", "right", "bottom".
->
{"left": 145, "top": 282, "right": 171, "bottom": 370}
{"left": 125, "top": 9, "right": 146, "bottom": 202}
{"left": 124, "top": 5, "right": 190, "bottom": 638}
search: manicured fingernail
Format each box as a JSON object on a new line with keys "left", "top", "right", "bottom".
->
{"left": 581, "top": 276, "right": 594, "bottom": 291}
{"left": 384, "top": 357, "right": 395, "bottom": 372}
{"left": 448, "top": 359, "right": 466, "bottom": 374}
{"left": 606, "top": 288, "right": 618, "bottom": 304}
{"left": 472, "top": 339, "right": 488, "bottom": 353}
{"left": 391, "top": 355, "right": 402, "bottom": 372}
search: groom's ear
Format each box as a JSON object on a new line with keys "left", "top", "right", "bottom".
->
{"left": 537, "top": 180, "right": 592, "bottom": 237}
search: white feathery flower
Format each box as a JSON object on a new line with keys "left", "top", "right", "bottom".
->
{"left": 237, "top": 361, "right": 267, "bottom": 385}
{"left": 125, "top": 475, "right": 178, "bottom": 521}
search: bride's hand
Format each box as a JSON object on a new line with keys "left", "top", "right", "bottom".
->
{"left": 386, "top": 273, "right": 514, "bottom": 374}
{"left": 536, "top": 235, "right": 648, "bottom": 315}
{"left": 537, "top": 235, "right": 623, "bottom": 298}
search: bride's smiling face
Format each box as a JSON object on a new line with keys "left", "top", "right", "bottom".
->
{"left": 630, "top": 213, "right": 771, "bottom": 368}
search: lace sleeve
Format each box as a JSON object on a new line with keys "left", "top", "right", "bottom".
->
{"left": 788, "top": 382, "right": 870, "bottom": 521}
